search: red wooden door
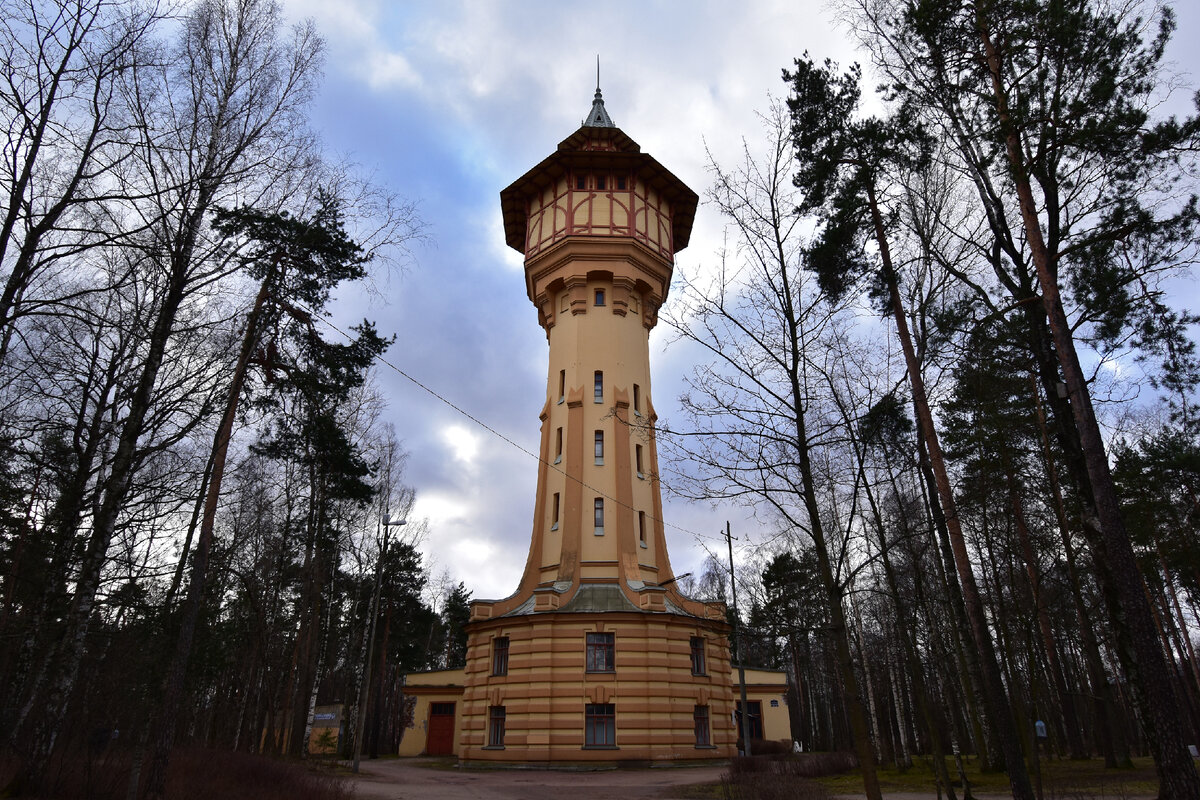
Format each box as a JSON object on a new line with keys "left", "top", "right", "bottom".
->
{"left": 426, "top": 702, "right": 456, "bottom": 755}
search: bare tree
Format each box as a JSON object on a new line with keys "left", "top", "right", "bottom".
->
{"left": 9, "top": 0, "right": 326, "bottom": 785}
{"left": 0, "top": 0, "right": 161, "bottom": 369}
{"left": 664, "top": 101, "right": 884, "bottom": 800}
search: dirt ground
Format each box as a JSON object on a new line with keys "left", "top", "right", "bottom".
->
{"left": 348, "top": 759, "right": 1164, "bottom": 800}
{"left": 347, "top": 759, "right": 1054, "bottom": 800}
{"left": 349, "top": 757, "right": 726, "bottom": 800}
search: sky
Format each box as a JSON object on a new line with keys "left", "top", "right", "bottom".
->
{"left": 277, "top": 0, "right": 1200, "bottom": 603}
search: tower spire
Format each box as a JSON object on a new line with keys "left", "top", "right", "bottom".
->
{"left": 582, "top": 56, "right": 615, "bottom": 128}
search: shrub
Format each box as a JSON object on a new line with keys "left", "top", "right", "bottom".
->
{"left": 729, "top": 751, "right": 859, "bottom": 778}
{"left": 722, "top": 752, "right": 856, "bottom": 800}
{"left": 165, "top": 748, "right": 353, "bottom": 800}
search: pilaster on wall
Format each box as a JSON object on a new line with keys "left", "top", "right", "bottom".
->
{"left": 460, "top": 612, "right": 736, "bottom": 763}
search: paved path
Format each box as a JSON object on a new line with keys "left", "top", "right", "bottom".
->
{"left": 349, "top": 761, "right": 1161, "bottom": 800}
{"left": 351, "top": 758, "right": 725, "bottom": 800}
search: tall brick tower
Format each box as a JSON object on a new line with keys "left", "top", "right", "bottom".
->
{"left": 458, "top": 88, "right": 735, "bottom": 764}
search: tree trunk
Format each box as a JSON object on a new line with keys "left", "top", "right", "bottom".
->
{"left": 142, "top": 276, "right": 272, "bottom": 800}
{"left": 13, "top": 257, "right": 190, "bottom": 787}
{"left": 866, "top": 182, "right": 1033, "bottom": 800}
{"left": 976, "top": 18, "right": 1200, "bottom": 798}
{"left": 868, "top": 181, "right": 1036, "bottom": 800}
{"left": 863, "top": 460, "right": 958, "bottom": 799}
{"left": 785, "top": 323, "right": 882, "bottom": 800}
{"left": 1029, "top": 361, "right": 1125, "bottom": 767}
{"left": 1004, "top": 456, "right": 1087, "bottom": 758}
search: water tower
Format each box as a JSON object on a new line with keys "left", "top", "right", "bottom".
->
{"left": 458, "top": 87, "right": 736, "bottom": 764}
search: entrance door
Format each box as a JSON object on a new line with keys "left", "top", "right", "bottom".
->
{"left": 426, "top": 702, "right": 456, "bottom": 755}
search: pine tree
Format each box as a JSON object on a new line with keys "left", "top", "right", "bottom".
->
{"left": 864, "top": 1, "right": 1200, "bottom": 792}
{"left": 785, "top": 54, "right": 1035, "bottom": 800}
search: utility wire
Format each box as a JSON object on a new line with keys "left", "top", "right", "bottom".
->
{"left": 313, "top": 314, "right": 724, "bottom": 544}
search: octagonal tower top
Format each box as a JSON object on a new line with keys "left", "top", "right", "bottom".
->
{"left": 499, "top": 89, "right": 698, "bottom": 266}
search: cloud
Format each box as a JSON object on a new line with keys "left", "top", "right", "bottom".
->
{"left": 365, "top": 50, "right": 421, "bottom": 90}
{"left": 441, "top": 424, "right": 480, "bottom": 465}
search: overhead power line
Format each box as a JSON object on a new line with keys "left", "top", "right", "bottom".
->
{"left": 313, "top": 313, "right": 723, "bottom": 544}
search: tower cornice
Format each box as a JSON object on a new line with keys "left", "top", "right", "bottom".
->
{"left": 523, "top": 237, "right": 672, "bottom": 332}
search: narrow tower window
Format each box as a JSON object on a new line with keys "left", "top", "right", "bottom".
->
{"left": 594, "top": 430, "right": 604, "bottom": 465}
{"left": 638, "top": 511, "right": 646, "bottom": 547}
{"left": 492, "top": 636, "right": 510, "bottom": 676}
{"left": 488, "top": 705, "right": 506, "bottom": 748}
{"left": 635, "top": 444, "right": 644, "bottom": 478}
{"left": 694, "top": 705, "right": 710, "bottom": 747}
{"left": 558, "top": 369, "right": 565, "bottom": 403}
{"left": 690, "top": 637, "right": 707, "bottom": 675}
{"left": 632, "top": 384, "right": 641, "bottom": 414}
{"left": 594, "top": 288, "right": 605, "bottom": 306}
{"left": 594, "top": 371, "right": 603, "bottom": 403}
{"left": 551, "top": 492, "right": 560, "bottom": 531}
{"left": 555, "top": 427, "right": 563, "bottom": 464}
{"left": 594, "top": 497, "right": 604, "bottom": 533}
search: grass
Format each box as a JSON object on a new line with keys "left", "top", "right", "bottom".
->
{"left": 816, "top": 755, "right": 1161, "bottom": 797}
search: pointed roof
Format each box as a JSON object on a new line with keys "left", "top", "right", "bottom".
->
{"left": 582, "top": 58, "right": 615, "bottom": 128}
{"left": 582, "top": 86, "right": 614, "bottom": 128}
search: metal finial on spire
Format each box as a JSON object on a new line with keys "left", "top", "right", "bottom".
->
{"left": 582, "top": 57, "right": 615, "bottom": 128}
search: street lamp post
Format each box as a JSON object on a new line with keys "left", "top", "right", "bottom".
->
{"left": 351, "top": 514, "right": 405, "bottom": 773}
